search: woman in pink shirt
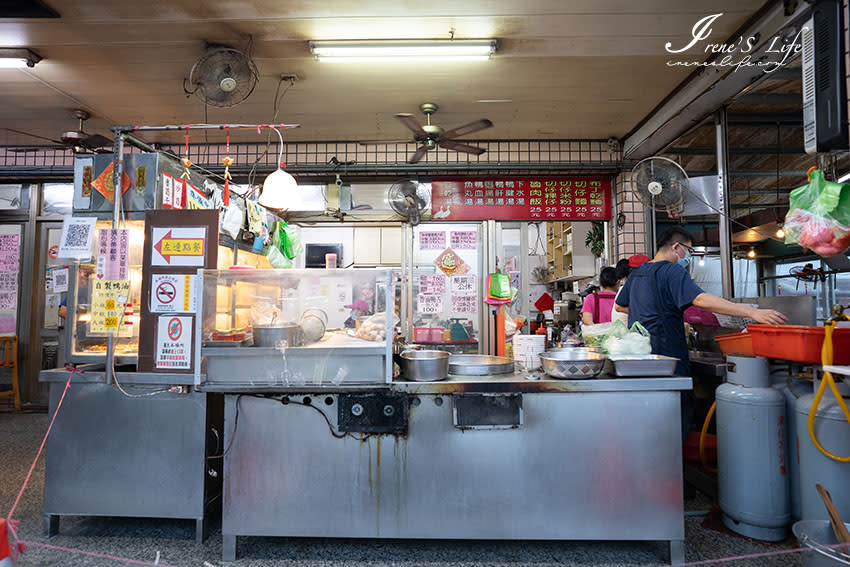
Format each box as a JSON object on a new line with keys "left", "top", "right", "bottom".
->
{"left": 581, "top": 267, "right": 618, "bottom": 325}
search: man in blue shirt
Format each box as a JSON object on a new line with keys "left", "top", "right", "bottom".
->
{"left": 615, "top": 226, "right": 786, "bottom": 376}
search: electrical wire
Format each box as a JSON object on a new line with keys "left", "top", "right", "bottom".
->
{"left": 247, "top": 77, "right": 295, "bottom": 188}
{"left": 278, "top": 395, "right": 347, "bottom": 438}
{"left": 207, "top": 394, "right": 242, "bottom": 460}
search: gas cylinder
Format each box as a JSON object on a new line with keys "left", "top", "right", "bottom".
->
{"left": 774, "top": 378, "right": 813, "bottom": 522}
{"left": 716, "top": 355, "right": 789, "bottom": 541}
{"left": 795, "top": 382, "right": 850, "bottom": 522}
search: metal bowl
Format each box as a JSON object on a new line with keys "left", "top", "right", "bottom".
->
{"left": 400, "top": 349, "right": 450, "bottom": 381}
{"left": 539, "top": 348, "right": 606, "bottom": 379}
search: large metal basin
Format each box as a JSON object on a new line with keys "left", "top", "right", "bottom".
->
{"left": 448, "top": 354, "right": 514, "bottom": 376}
{"left": 400, "top": 350, "right": 449, "bottom": 382}
{"left": 539, "top": 348, "right": 606, "bottom": 379}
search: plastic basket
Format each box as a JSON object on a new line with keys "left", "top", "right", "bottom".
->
{"left": 715, "top": 332, "right": 753, "bottom": 357}
{"left": 414, "top": 327, "right": 444, "bottom": 343}
{"left": 792, "top": 520, "right": 850, "bottom": 567}
{"left": 748, "top": 325, "right": 850, "bottom": 365}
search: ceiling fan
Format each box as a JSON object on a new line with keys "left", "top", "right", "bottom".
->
{"left": 363, "top": 102, "right": 493, "bottom": 164}
{"left": 1, "top": 109, "right": 112, "bottom": 153}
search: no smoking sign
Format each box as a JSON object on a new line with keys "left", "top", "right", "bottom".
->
{"left": 150, "top": 274, "right": 196, "bottom": 313}
{"left": 156, "top": 281, "right": 177, "bottom": 304}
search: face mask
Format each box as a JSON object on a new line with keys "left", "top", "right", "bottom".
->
{"left": 677, "top": 248, "right": 691, "bottom": 268}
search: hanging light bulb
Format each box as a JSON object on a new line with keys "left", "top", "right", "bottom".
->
{"left": 747, "top": 247, "right": 756, "bottom": 259}
{"left": 258, "top": 126, "right": 302, "bottom": 211}
{"left": 776, "top": 226, "right": 785, "bottom": 238}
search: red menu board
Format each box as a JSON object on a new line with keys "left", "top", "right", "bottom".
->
{"left": 430, "top": 176, "right": 611, "bottom": 221}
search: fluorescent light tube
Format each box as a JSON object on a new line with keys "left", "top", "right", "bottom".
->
{"left": 310, "top": 40, "right": 497, "bottom": 62}
{"left": 0, "top": 48, "right": 42, "bottom": 68}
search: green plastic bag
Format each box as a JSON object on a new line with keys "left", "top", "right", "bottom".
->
{"left": 784, "top": 169, "right": 850, "bottom": 257}
{"left": 488, "top": 269, "right": 511, "bottom": 300}
{"left": 274, "top": 221, "right": 303, "bottom": 260}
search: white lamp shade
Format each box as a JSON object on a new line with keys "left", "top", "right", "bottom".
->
{"left": 259, "top": 168, "right": 301, "bottom": 210}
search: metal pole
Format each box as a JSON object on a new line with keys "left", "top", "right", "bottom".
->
{"left": 519, "top": 223, "right": 530, "bottom": 331}
{"left": 105, "top": 131, "right": 125, "bottom": 385}
{"left": 715, "top": 108, "right": 734, "bottom": 298}
{"left": 610, "top": 174, "right": 619, "bottom": 262}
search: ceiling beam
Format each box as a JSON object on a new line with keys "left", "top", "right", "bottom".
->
{"left": 687, "top": 170, "right": 808, "bottom": 177}
{"left": 726, "top": 113, "right": 802, "bottom": 125}
{"left": 736, "top": 93, "right": 801, "bottom": 105}
{"left": 667, "top": 146, "right": 805, "bottom": 155}
{"left": 623, "top": 1, "right": 810, "bottom": 160}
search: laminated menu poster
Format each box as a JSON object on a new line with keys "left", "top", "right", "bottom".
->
{"left": 418, "top": 273, "right": 446, "bottom": 295}
{"left": 430, "top": 176, "right": 611, "bottom": 221}
{"left": 419, "top": 231, "right": 446, "bottom": 250}
{"left": 91, "top": 279, "right": 133, "bottom": 336}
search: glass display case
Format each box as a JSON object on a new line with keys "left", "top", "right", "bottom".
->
{"left": 196, "top": 268, "right": 394, "bottom": 387}
{"left": 65, "top": 220, "right": 145, "bottom": 364}
{"left": 65, "top": 220, "right": 239, "bottom": 365}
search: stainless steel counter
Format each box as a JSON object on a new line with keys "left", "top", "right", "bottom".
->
{"left": 39, "top": 375, "right": 222, "bottom": 543}
{"left": 393, "top": 371, "right": 692, "bottom": 394}
{"left": 221, "top": 374, "right": 690, "bottom": 565}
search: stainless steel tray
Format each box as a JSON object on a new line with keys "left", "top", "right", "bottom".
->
{"left": 607, "top": 354, "right": 678, "bottom": 377}
{"left": 448, "top": 354, "right": 514, "bottom": 376}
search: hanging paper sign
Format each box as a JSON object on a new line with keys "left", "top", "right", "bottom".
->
{"left": 90, "top": 279, "right": 133, "bottom": 335}
{"left": 90, "top": 162, "right": 131, "bottom": 204}
{"left": 96, "top": 228, "right": 129, "bottom": 281}
{"left": 162, "top": 173, "right": 174, "bottom": 208}
{"left": 173, "top": 179, "right": 184, "bottom": 209}
{"left": 151, "top": 274, "right": 197, "bottom": 313}
{"left": 430, "top": 177, "right": 612, "bottom": 221}
{"left": 52, "top": 268, "right": 69, "bottom": 293}
{"left": 418, "top": 273, "right": 446, "bottom": 295}
{"left": 419, "top": 231, "right": 446, "bottom": 250}
{"left": 186, "top": 184, "right": 212, "bottom": 210}
{"left": 450, "top": 231, "right": 477, "bottom": 250}
{"left": 155, "top": 315, "right": 192, "bottom": 369}
{"left": 451, "top": 294, "right": 477, "bottom": 314}
{"left": 0, "top": 233, "right": 19, "bottom": 270}
{"left": 451, "top": 274, "right": 476, "bottom": 295}
{"left": 417, "top": 293, "right": 443, "bottom": 314}
{"left": 434, "top": 247, "right": 469, "bottom": 277}
{"left": 151, "top": 226, "right": 206, "bottom": 266}
{"left": 58, "top": 216, "right": 97, "bottom": 259}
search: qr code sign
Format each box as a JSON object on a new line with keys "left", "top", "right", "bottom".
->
{"left": 65, "top": 224, "right": 90, "bottom": 247}
{"left": 53, "top": 270, "right": 67, "bottom": 291}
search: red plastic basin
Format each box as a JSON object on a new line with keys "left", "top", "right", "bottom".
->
{"left": 748, "top": 324, "right": 850, "bottom": 364}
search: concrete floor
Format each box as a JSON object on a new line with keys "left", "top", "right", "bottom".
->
{"left": 0, "top": 410, "right": 804, "bottom": 567}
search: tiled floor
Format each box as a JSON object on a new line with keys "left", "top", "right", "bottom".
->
{"left": 0, "top": 411, "right": 803, "bottom": 566}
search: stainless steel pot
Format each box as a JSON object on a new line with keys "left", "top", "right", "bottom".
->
{"left": 539, "top": 348, "right": 606, "bottom": 379}
{"left": 253, "top": 324, "right": 302, "bottom": 348}
{"left": 400, "top": 349, "right": 449, "bottom": 382}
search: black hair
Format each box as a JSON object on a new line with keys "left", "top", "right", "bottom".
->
{"left": 614, "top": 258, "right": 630, "bottom": 281}
{"left": 600, "top": 266, "right": 618, "bottom": 289}
{"left": 657, "top": 226, "right": 694, "bottom": 251}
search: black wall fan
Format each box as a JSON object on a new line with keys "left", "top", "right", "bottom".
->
{"left": 184, "top": 45, "right": 258, "bottom": 108}
{"left": 363, "top": 102, "right": 493, "bottom": 163}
